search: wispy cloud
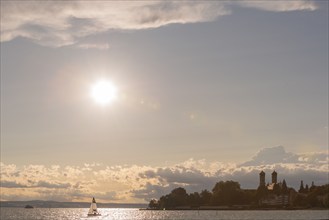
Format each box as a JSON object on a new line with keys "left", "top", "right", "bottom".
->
{"left": 1, "top": 146, "right": 328, "bottom": 202}
{"left": 0, "top": 1, "right": 229, "bottom": 47}
{"left": 35, "top": 181, "right": 71, "bottom": 189}
{"left": 235, "top": 0, "right": 318, "bottom": 12}
{"left": 241, "top": 146, "right": 329, "bottom": 166}
{"left": 1, "top": 180, "right": 28, "bottom": 188}
{"left": 0, "top": 1, "right": 318, "bottom": 48}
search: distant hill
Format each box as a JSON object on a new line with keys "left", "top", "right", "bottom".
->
{"left": 0, "top": 200, "right": 147, "bottom": 208}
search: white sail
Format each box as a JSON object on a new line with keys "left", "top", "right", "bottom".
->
{"left": 87, "top": 197, "right": 100, "bottom": 216}
{"left": 88, "top": 204, "right": 96, "bottom": 215}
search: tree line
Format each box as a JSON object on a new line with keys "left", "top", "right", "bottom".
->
{"left": 149, "top": 181, "right": 255, "bottom": 209}
{"left": 295, "top": 184, "right": 329, "bottom": 208}
{"left": 148, "top": 180, "right": 329, "bottom": 209}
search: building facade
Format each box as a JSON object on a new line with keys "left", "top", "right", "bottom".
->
{"left": 257, "top": 170, "right": 290, "bottom": 207}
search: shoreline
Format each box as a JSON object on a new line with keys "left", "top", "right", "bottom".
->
{"left": 1, "top": 206, "right": 327, "bottom": 210}
{"left": 140, "top": 207, "right": 329, "bottom": 211}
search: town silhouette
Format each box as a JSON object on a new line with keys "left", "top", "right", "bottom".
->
{"left": 148, "top": 171, "right": 329, "bottom": 210}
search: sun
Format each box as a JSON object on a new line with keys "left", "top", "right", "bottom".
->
{"left": 90, "top": 80, "right": 118, "bottom": 105}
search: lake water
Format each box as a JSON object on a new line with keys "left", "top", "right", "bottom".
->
{"left": 0, "top": 208, "right": 328, "bottom": 220}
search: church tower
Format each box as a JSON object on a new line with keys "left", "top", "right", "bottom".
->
{"left": 259, "top": 171, "right": 265, "bottom": 187}
{"left": 272, "top": 170, "right": 277, "bottom": 184}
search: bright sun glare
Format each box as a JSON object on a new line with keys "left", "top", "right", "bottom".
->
{"left": 90, "top": 80, "right": 118, "bottom": 105}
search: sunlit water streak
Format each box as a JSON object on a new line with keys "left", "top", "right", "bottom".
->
{"left": 1, "top": 208, "right": 328, "bottom": 220}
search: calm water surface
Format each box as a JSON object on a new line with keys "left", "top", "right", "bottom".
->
{"left": 1, "top": 208, "right": 328, "bottom": 220}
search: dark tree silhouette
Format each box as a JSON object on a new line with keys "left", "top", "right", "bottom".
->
{"left": 200, "top": 189, "right": 212, "bottom": 205}
{"left": 211, "top": 181, "right": 244, "bottom": 205}
{"left": 157, "top": 187, "right": 189, "bottom": 209}
{"left": 188, "top": 192, "right": 201, "bottom": 206}
{"left": 171, "top": 187, "right": 189, "bottom": 206}
{"left": 148, "top": 199, "right": 159, "bottom": 209}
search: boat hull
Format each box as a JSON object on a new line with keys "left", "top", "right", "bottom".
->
{"left": 87, "top": 213, "right": 101, "bottom": 216}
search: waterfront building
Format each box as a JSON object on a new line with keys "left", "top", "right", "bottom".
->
{"left": 257, "top": 170, "right": 291, "bottom": 207}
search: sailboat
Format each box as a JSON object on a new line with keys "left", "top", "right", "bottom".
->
{"left": 87, "top": 197, "right": 101, "bottom": 216}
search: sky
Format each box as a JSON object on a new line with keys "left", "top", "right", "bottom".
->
{"left": 0, "top": 0, "right": 328, "bottom": 203}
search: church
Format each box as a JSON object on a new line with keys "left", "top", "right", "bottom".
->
{"left": 257, "top": 170, "right": 291, "bottom": 206}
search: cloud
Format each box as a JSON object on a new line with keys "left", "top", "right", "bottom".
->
{"left": 241, "top": 146, "right": 297, "bottom": 166}
{"left": 131, "top": 147, "right": 328, "bottom": 200}
{"left": 1, "top": 180, "right": 28, "bottom": 188}
{"left": 93, "top": 191, "right": 120, "bottom": 201}
{"left": 241, "top": 146, "right": 328, "bottom": 166}
{"left": 0, "top": 1, "right": 228, "bottom": 47}
{"left": 235, "top": 0, "right": 318, "bottom": 12}
{"left": 132, "top": 167, "right": 220, "bottom": 201}
{"left": 1, "top": 146, "right": 328, "bottom": 202}
{"left": 35, "top": 181, "right": 71, "bottom": 189}
{"left": 0, "top": 1, "right": 318, "bottom": 47}
{"left": 131, "top": 150, "right": 328, "bottom": 200}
